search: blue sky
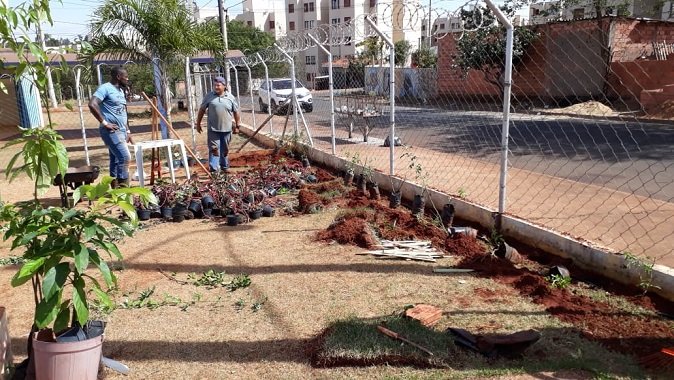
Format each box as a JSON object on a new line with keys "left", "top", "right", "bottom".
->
{"left": 41, "top": 0, "right": 524, "bottom": 40}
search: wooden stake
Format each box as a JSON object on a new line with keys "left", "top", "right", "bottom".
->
{"left": 377, "top": 326, "right": 434, "bottom": 356}
{"left": 150, "top": 96, "right": 160, "bottom": 185}
{"left": 141, "top": 92, "right": 211, "bottom": 179}
{"left": 235, "top": 113, "right": 275, "bottom": 153}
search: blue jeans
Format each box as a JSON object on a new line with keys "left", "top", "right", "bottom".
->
{"left": 208, "top": 130, "right": 231, "bottom": 171}
{"left": 99, "top": 127, "right": 130, "bottom": 180}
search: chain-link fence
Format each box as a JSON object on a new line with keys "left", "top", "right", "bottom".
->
{"left": 1, "top": 1, "right": 672, "bottom": 268}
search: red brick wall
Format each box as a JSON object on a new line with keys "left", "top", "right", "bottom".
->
{"left": 437, "top": 17, "right": 674, "bottom": 103}
{"left": 608, "top": 60, "right": 674, "bottom": 99}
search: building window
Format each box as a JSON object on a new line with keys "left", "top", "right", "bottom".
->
{"left": 304, "top": 20, "right": 315, "bottom": 29}
{"left": 421, "top": 24, "right": 426, "bottom": 31}
{"left": 305, "top": 55, "right": 316, "bottom": 65}
{"left": 332, "top": 0, "right": 340, "bottom": 9}
{"left": 269, "top": 20, "right": 275, "bottom": 29}
{"left": 247, "top": 21, "right": 252, "bottom": 27}
{"left": 344, "top": 0, "right": 351, "bottom": 7}
{"left": 305, "top": 2, "right": 314, "bottom": 12}
{"left": 370, "top": 0, "right": 376, "bottom": 8}
{"left": 344, "top": 17, "right": 351, "bottom": 45}
{"left": 532, "top": 8, "right": 540, "bottom": 16}
{"left": 289, "top": 4, "right": 294, "bottom": 13}
{"left": 439, "top": 23, "right": 445, "bottom": 29}
{"left": 331, "top": 18, "right": 340, "bottom": 24}
{"left": 310, "top": 2, "right": 315, "bottom": 11}
{"left": 289, "top": 21, "right": 295, "bottom": 31}
{"left": 572, "top": 8, "right": 584, "bottom": 19}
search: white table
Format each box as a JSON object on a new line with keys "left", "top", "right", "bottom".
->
{"left": 132, "top": 139, "right": 190, "bottom": 187}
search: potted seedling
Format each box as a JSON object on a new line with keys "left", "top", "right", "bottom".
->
{"left": 402, "top": 152, "right": 428, "bottom": 218}
{"left": 133, "top": 196, "right": 152, "bottom": 221}
{"left": 2, "top": 127, "right": 155, "bottom": 380}
{"left": 362, "top": 161, "right": 380, "bottom": 200}
{"left": 173, "top": 188, "right": 189, "bottom": 223}
{"left": 247, "top": 190, "right": 264, "bottom": 220}
{"left": 343, "top": 152, "right": 359, "bottom": 186}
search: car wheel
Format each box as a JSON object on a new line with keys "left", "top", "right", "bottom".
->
{"left": 304, "top": 105, "right": 313, "bottom": 113}
{"left": 270, "top": 100, "right": 278, "bottom": 115}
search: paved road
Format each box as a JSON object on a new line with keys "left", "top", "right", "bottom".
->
{"left": 237, "top": 94, "right": 674, "bottom": 204}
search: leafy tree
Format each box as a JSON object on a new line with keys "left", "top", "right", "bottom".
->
{"left": 358, "top": 36, "right": 385, "bottom": 66}
{"left": 453, "top": 3, "right": 538, "bottom": 94}
{"left": 394, "top": 40, "right": 412, "bottom": 67}
{"left": 411, "top": 45, "right": 437, "bottom": 68}
{"left": 86, "top": 0, "right": 222, "bottom": 133}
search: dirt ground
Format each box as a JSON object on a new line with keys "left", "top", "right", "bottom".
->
{"left": 1, "top": 111, "right": 673, "bottom": 379}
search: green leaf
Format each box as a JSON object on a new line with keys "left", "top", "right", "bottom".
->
{"left": 41, "top": 262, "right": 69, "bottom": 301}
{"left": 118, "top": 201, "right": 138, "bottom": 223}
{"left": 35, "top": 292, "right": 61, "bottom": 329}
{"left": 83, "top": 221, "right": 97, "bottom": 242}
{"left": 102, "top": 241, "right": 123, "bottom": 261}
{"left": 89, "top": 251, "right": 115, "bottom": 287}
{"left": 72, "top": 277, "right": 89, "bottom": 326}
{"left": 92, "top": 285, "right": 113, "bottom": 309}
{"left": 11, "top": 257, "right": 46, "bottom": 287}
{"left": 74, "top": 243, "right": 90, "bottom": 274}
{"left": 54, "top": 301, "right": 71, "bottom": 333}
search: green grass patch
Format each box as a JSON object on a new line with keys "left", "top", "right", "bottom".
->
{"left": 310, "top": 316, "right": 645, "bottom": 378}
{"left": 312, "top": 316, "right": 453, "bottom": 368}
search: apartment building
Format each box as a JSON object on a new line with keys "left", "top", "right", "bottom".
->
{"left": 530, "top": 0, "right": 672, "bottom": 24}
{"left": 235, "top": 0, "right": 288, "bottom": 39}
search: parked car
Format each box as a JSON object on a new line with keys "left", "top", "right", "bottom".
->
{"left": 258, "top": 78, "right": 313, "bottom": 114}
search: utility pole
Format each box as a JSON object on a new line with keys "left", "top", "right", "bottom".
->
{"left": 217, "top": 0, "right": 231, "bottom": 84}
{"left": 37, "top": 24, "right": 58, "bottom": 109}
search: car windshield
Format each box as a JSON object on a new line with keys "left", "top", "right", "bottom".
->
{"left": 272, "top": 80, "right": 304, "bottom": 90}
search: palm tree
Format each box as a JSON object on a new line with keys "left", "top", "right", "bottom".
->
{"left": 86, "top": 0, "right": 222, "bottom": 137}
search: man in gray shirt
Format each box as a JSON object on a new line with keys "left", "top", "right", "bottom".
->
{"left": 197, "top": 76, "right": 241, "bottom": 172}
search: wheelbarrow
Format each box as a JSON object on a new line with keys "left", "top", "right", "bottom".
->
{"left": 53, "top": 166, "right": 100, "bottom": 208}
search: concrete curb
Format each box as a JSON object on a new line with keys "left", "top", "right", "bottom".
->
{"left": 238, "top": 124, "right": 674, "bottom": 302}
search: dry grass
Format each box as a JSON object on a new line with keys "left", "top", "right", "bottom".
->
{"left": 0, "top": 113, "right": 646, "bottom": 379}
{"left": 0, "top": 209, "right": 644, "bottom": 379}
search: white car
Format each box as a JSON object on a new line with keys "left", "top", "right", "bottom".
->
{"left": 258, "top": 78, "right": 313, "bottom": 114}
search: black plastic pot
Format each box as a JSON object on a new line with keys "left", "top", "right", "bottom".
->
{"left": 262, "top": 205, "right": 275, "bottom": 217}
{"left": 203, "top": 208, "right": 213, "bottom": 218}
{"left": 367, "top": 181, "right": 380, "bottom": 200}
{"left": 249, "top": 208, "right": 263, "bottom": 220}
{"left": 188, "top": 199, "right": 202, "bottom": 216}
{"left": 301, "top": 156, "right": 311, "bottom": 168}
{"left": 184, "top": 210, "right": 195, "bottom": 220}
{"left": 226, "top": 214, "right": 240, "bottom": 226}
{"left": 412, "top": 194, "right": 426, "bottom": 216}
{"left": 137, "top": 208, "right": 151, "bottom": 221}
{"left": 244, "top": 193, "right": 255, "bottom": 204}
{"left": 160, "top": 206, "right": 173, "bottom": 220}
{"left": 172, "top": 203, "right": 187, "bottom": 222}
{"left": 389, "top": 192, "right": 402, "bottom": 208}
{"left": 211, "top": 208, "right": 221, "bottom": 216}
{"left": 306, "top": 174, "right": 318, "bottom": 183}
{"left": 344, "top": 170, "right": 354, "bottom": 186}
{"left": 356, "top": 174, "right": 367, "bottom": 195}
{"left": 201, "top": 195, "right": 215, "bottom": 209}
{"left": 441, "top": 203, "right": 455, "bottom": 228}
{"left": 173, "top": 203, "right": 187, "bottom": 215}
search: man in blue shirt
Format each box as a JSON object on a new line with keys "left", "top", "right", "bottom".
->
{"left": 196, "top": 76, "right": 240, "bottom": 172}
{"left": 89, "top": 66, "right": 132, "bottom": 188}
